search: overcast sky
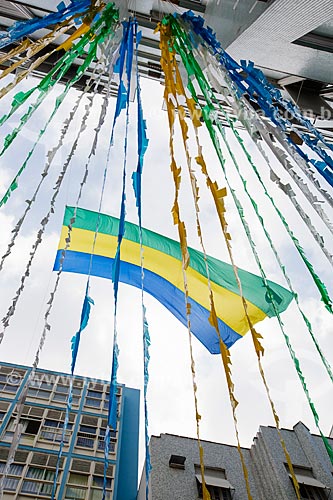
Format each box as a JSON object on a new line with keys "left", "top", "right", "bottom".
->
{"left": 0, "top": 65, "right": 332, "bottom": 475}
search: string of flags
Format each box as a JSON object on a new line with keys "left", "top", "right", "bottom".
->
{"left": 0, "top": 2, "right": 332, "bottom": 499}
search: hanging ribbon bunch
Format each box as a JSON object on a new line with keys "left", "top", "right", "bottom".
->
{"left": 0, "top": 0, "right": 95, "bottom": 49}
{"left": 160, "top": 13, "right": 333, "bottom": 464}
{"left": 180, "top": 12, "right": 333, "bottom": 188}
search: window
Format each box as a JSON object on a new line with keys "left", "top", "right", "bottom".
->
{"left": 287, "top": 465, "right": 329, "bottom": 500}
{"left": 40, "top": 419, "right": 72, "bottom": 444}
{"left": 76, "top": 425, "right": 96, "bottom": 449}
{"left": 91, "top": 463, "right": 113, "bottom": 500}
{"left": 195, "top": 466, "right": 234, "bottom": 500}
{"left": 97, "top": 423, "right": 116, "bottom": 452}
{"left": 2, "top": 477, "right": 19, "bottom": 491}
{"left": 0, "top": 382, "right": 18, "bottom": 393}
{"left": 31, "top": 453, "right": 64, "bottom": 469}
{"left": 21, "top": 467, "right": 55, "bottom": 497}
{"left": 197, "top": 483, "right": 232, "bottom": 500}
{"left": 85, "top": 389, "right": 103, "bottom": 409}
{"left": 65, "top": 473, "right": 88, "bottom": 499}
{"left": 0, "top": 462, "right": 24, "bottom": 493}
{"left": 0, "top": 462, "right": 24, "bottom": 475}
{"left": 0, "top": 368, "right": 25, "bottom": 394}
{"left": 28, "top": 387, "right": 51, "bottom": 399}
{"left": 299, "top": 484, "right": 327, "bottom": 500}
{"left": 91, "top": 476, "right": 112, "bottom": 499}
{"left": 4, "top": 417, "right": 41, "bottom": 440}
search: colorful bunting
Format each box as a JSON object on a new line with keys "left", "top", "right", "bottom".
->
{"left": 0, "top": 3, "right": 332, "bottom": 495}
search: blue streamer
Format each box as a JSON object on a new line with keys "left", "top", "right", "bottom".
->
{"left": 180, "top": 11, "right": 333, "bottom": 188}
{"left": 103, "top": 20, "right": 135, "bottom": 500}
{"left": 132, "top": 23, "right": 151, "bottom": 500}
{"left": 51, "top": 283, "right": 94, "bottom": 500}
{"left": 71, "top": 285, "right": 94, "bottom": 373}
{"left": 0, "top": 0, "right": 91, "bottom": 49}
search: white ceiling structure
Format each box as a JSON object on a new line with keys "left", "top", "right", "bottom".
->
{"left": 0, "top": 0, "right": 332, "bottom": 139}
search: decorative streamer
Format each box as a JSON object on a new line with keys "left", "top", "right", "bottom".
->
{"left": 174, "top": 15, "right": 333, "bottom": 315}
{"left": 170, "top": 45, "right": 255, "bottom": 499}
{"left": 170, "top": 50, "right": 303, "bottom": 500}
{"left": 0, "top": 20, "right": 72, "bottom": 81}
{"left": 104, "top": 20, "right": 135, "bottom": 500}
{"left": 0, "top": 3, "right": 119, "bottom": 160}
{"left": 171, "top": 48, "right": 302, "bottom": 499}
{"left": 0, "top": 20, "right": 76, "bottom": 100}
{"left": 0, "top": 41, "right": 118, "bottom": 496}
{"left": 169, "top": 28, "right": 299, "bottom": 499}
{"left": 263, "top": 119, "right": 333, "bottom": 210}
{"left": 0, "top": 3, "right": 119, "bottom": 208}
{"left": 167, "top": 14, "right": 333, "bottom": 463}
{"left": 195, "top": 51, "right": 333, "bottom": 379}
{"left": 159, "top": 22, "right": 211, "bottom": 500}
{"left": 132, "top": 23, "right": 151, "bottom": 500}
{"left": 200, "top": 47, "right": 333, "bottom": 239}
{"left": 50, "top": 284, "right": 94, "bottom": 500}
{"left": 0, "top": 0, "right": 93, "bottom": 49}
{"left": 49, "top": 38, "right": 121, "bottom": 500}
{"left": 0, "top": 92, "right": 95, "bottom": 344}
{"left": 0, "top": 93, "right": 83, "bottom": 272}
{"left": 180, "top": 12, "right": 333, "bottom": 188}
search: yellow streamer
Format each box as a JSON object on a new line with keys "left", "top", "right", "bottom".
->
{"left": 159, "top": 22, "right": 210, "bottom": 500}
{"left": 171, "top": 24, "right": 301, "bottom": 499}
{"left": 171, "top": 41, "right": 253, "bottom": 500}
{"left": 0, "top": 21, "right": 75, "bottom": 100}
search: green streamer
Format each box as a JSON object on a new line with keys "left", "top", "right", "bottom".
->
{"left": 213, "top": 90, "right": 333, "bottom": 382}
{"left": 0, "top": 4, "right": 119, "bottom": 207}
{"left": 166, "top": 15, "right": 333, "bottom": 463}
{"left": 0, "top": 3, "right": 119, "bottom": 157}
{"left": 197, "top": 51, "right": 333, "bottom": 383}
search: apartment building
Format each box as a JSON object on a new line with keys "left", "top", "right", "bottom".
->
{"left": 0, "top": 361, "right": 139, "bottom": 500}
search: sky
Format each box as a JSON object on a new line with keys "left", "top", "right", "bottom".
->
{"left": 0, "top": 50, "right": 332, "bottom": 478}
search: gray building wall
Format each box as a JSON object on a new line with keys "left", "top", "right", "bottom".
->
{"left": 139, "top": 422, "right": 333, "bottom": 500}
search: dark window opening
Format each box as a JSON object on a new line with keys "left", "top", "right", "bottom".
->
{"left": 169, "top": 454, "right": 186, "bottom": 469}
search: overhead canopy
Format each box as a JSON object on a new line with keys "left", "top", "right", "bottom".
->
{"left": 195, "top": 473, "right": 235, "bottom": 490}
{"left": 54, "top": 206, "right": 294, "bottom": 354}
{"left": 289, "top": 473, "right": 329, "bottom": 490}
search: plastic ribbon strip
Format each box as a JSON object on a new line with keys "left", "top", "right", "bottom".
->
{"left": 0, "top": 19, "right": 73, "bottom": 82}
{"left": 0, "top": 92, "right": 95, "bottom": 345}
{"left": 180, "top": 12, "right": 333, "bottom": 190}
{"left": 97, "top": 19, "right": 135, "bottom": 500}
{"left": 0, "top": 40, "right": 118, "bottom": 497}
{"left": 132, "top": 23, "right": 151, "bottom": 500}
{"left": 0, "top": 4, "right": 119, "bottom": 210}
{"left": 209, "top": 58, "right": 333, "bottom": 219}
{"left": 0, "top": 20, "right": 80, "bottom": 101}
{"left": 170, "top": 42, "right": 255, "bottom": 499}
{"left": 50, "top": 37, "right": 121, "bottom": 500}
{"left": 0, "top": 2, "right": 119, "bottom": 165}
{"left": 0, "top": 0, "right": 93, "bottom": 49}
{"left": 187, "top": 31, "right": 333, "bottom": 383}
{"left": 50, "top": 282, "right": 94, "bottom": 500}
{"left": 201, "top": 49, "right": 333, "bottom": 268}
{"left": 168, "top": 25, "right": 300, "bottom": 499}
{"left": 182, "top": 12, "right": 333, "bottom": 185}
{"left": 159, "top": 22, "right": 211, "bottom": 500}
{"left": 0, "top": 95, "right": 82, "bottom": 272}
{"left": 176, "top": 15, "right": 332, "bottom": 315}
{"left": 166, "top": 14, "right": 333, "bottom": 464}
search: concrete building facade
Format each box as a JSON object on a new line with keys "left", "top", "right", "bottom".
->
{"left": 138, "top": 422, "right": 333, "bottom": 500}
{"left": 0, "top": 361, "right": 140, "bottom": 500}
